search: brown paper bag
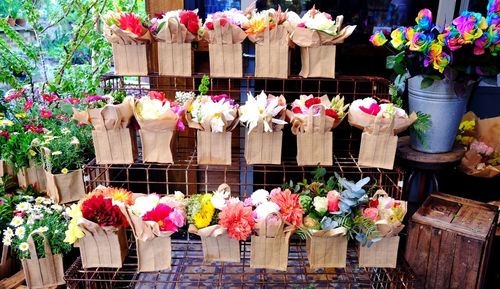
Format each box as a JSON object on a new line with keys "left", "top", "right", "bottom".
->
{"left": 0, "top": 245, "right": 12, "bottom": 279}
{"left": 358, "top": 236, "right": 400, "bottom": 268}
{"left": 299, "top": 46, "right": 336, "bottom": 78}
{"left": 358, "top": 114, "right": 398, "bottom": 170}
{"left": 139, "top": 129, "right": 174, "bottom": 164}
{"left": 21, "top": 232, "right": 65, "bottom": 289}
{"left": 197, "top": 131, "right": 232, "bottom": 165}
{"left": 45, "top": 169, "right": 86, "bottom": 204}
{"left": 249, "top": 25, "right": 290, "bottom": 78}
{"left": 16, "top": 162, "right": 46, "bottom": 192}
{"left": 0, "top": 160, "right": 14, "bottom": 178}
{"left": 157, "top": 18, "right": 194, "bottom": 76}
{"left": 77, "top": 220, "right": 128, "bottom": 268}
{"left": 250, "top": 213, "right": 294, "bottom": 271}
{"left": 189, "top": 224, "right": 241, "bottom": 262}
{"left": 245, "top": 130, "right": 282, "bottom": 164}
{"left": 306, "top": 228, "right": 348, "bottom": 269}
{"left": 203, "top": 20, "right": 246, "bottom": 77}
{"left": 88, "top": 105, "right": 138, "bottom": 165}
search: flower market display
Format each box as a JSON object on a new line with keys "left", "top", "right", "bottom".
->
{"left": 239, "top": 91, "right": 287, "bottom": 164}
{"left": 289, "top": 94, "right": 349, "bottom": 166}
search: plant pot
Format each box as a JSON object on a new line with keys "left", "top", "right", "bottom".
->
{"left": 408, "top": 75, "right": 471, "bottom": 153}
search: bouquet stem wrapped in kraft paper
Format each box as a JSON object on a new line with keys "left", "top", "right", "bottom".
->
{"left": 189, "top": 224, "right": 241, "bottom": 262}
{"left": 290, "top": 16, "right": 356, "bottom": 78}
{"left": 203, "top": 20, "right": 247, "bottom": 78}
{"left": 156, "top": 18, "right": 196, "bottom": 77}
{"left": 76, "top": 219, "right": 129, "bottom": 269}
{"left": 21, "top": 232, "right": 65, "bottom": 289}
{"left": 250, "top": 213, "right": 294, "bottom": 271}
{"left": 74, "top": 97, "right": 138, "bottom": 165}
{"left": 16, "top": 160, "right": 46, "bottom": 192}
{"left": 104, "top": 25, "right": 153, "bottom": 76}
{"left": 306, "top": 227, "right": 348, "bottom": 269}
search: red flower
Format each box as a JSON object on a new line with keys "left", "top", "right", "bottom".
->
{"left": 142, "top": 204, "right": 178, "bottom": 232}
{"left": 270, "top": 189, "right": 303, "bottom": 228}
{"left": 218, "top": 202, "right": 255, "bottom": 240}
{"left": 119, "top": 13, "right": 144, "bottom": 36}
{"left": 292, "top": 107, "right": 302, "bottom": 114}
{"left": 206, "top": 22, "right": 214, "bottom": 30}
{"left": 148, "top": 91, "right": 166, "bottom": 102}
{"left": 369, "top": 199, "right": 379, "bottom": 208}
{"left": 305, "top": 97, "right": 321, "bottom": 108}
{"left": 179, "top": 10, "right": 200, "bottom": 35}
{"left": 81, "top": 195, "right": 128, "bottom": 228}
{"left": 42, "top": 93, "right": 56, "bottom": 103}
{"left": 24, "top": 100, "right": 33, "bottom": 111}
{"left": 327, "top": 190, "right": 340, "bottom": 212}
{"left": 69, "top": 98, "right": 81, "bottom": 104}
{"left": 0, "top": 131, "right": 10, "bottom": 140}
{"left": 359, "top": 103, "right": 381, "bottom": 116}
{"left": 219, "top": 18, "right": 228, "bottom": 27}
{"left": 23, "top": 124, "right": 44, "bottom": 134}
{"left": 40, "top": 109, "right": 52, "bottom": 119}
{"left": 325, "top": 109, "right": 338, "bottom": 120}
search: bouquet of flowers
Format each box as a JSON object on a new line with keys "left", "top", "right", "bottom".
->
{"left": 151, "top": 9, "right": 202, "bottom": 76}
{"left": 102, "top": 11, "right": 153, "bottom": 75}
{"left": 348, "top": 97, "right": 417, "bottom": 169}
{"left": 65, "top": 186, "right": 132, "bottom": 268}
{"left": 239, "top": 92, "right": 287, "bottom": 164}
{"left": 2, "top": 196, "right": 69, "bottom": 288}
{"left": 202, "top": 8, "right": 248, "bottom": 77}
{"left": 187, "top": 184, "right": 249, "bottom": 262}
{"left": 134, "top": 91, "right": 185, "bottom": 164}
{"left": 124, "top": 192, "right": 187, "bottom": 271}
{"left": 288, "top": 7, "right": 356, "bottom": 78}
{"left": 289, "top": 94, "right": 349, "bottom": 166}
{"left": 244, "top": 6, "right": 291, "bottom": 78}
{"left": 186, "top": 92, "right": 238, "bottom": 165}
{"left": 247, "top": 187, "right": 301, "bottom": 271}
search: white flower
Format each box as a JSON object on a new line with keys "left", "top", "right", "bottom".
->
{"left": 302, "top": 9, "right": 339, "bottom": 35}
{"left": 191, "top": 95, "right": 236, "bottom": 133}
{"left": 3, "top": 228, "right": 13, "bottom": 238}
{"left": 254, "top": 201, "right": 280, "bottom": 220}
{"left": 136, "top": 97, "right": 175, "bottom": 121}
{"left": 239, "top": 92, "right": 286, "bottom": 134}
{"left": 19, "top": 242, "right": 29, "bottom": 252}
{"left": 42, "top": 199, "right": 52, "bottom": 205}
{"left": 35, "top": 197, "right": 45, "bottom": 204}
{"left": 16, "top": 202, "right": 31, "bottom": 212}
{"left": 211, "top": 189, "right": 230, "bottom": 210}
{"left": 51, "top": 151, "right": 62, "bottom": 156}
{"left": 2, "top": 236, "right": 12, "bottom": 246}
{"left": 70, "top": 136, "right": 80, "bottom": 146}
{"left": 227, "top": 197, "right": 240, "bottom": 205}
{"left": 379, "top": 103, "right": 408, "bottom": 118}
{"left": 61, "top": 127, "right": 70, "bottom": 134}
{"left": 51, "top": 204, "right": 63, "bottom": 212}
{"left": 31, "top": 138, "right": 41, "bottom": 146}
{"left": 313, "top": 196, "right": 328, "bottom": 214}
{"left": 130, "top": 194, "right": 160, "bottom": 217}
{"left": 37, "top": 226, "right": 49, "bottom": 233}
{"left": 350, "top": 97, "right": 378, "bottom": 113}
{"left": 174, "top": 191, "right": 185, "bottom": 201}
{"left": 15, "top": 227, "right": 26, "bottom": 239}
{"left": 10, "top": 216, "right": 24, "bottom": 227}
{"left": 251, "top": 189, "right": 270, "bottom": 206}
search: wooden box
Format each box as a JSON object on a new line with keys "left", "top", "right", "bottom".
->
{"left": 405, "top": 193, "right": 498, "bottom": 289}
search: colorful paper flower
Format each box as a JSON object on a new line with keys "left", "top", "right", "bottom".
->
{"left": 218, "top": 202, "right": 255, "bottom": 240}
{"left": 453, "top": 11, "right": 488, "bottom": 43}
{"left": 433, "top": 52, "right": 451, "bottom": 73}
{"left": 415, "top": 9, "right": 434, "bottom": 31}
{"left": 389, "top": 27, "right": 407, "bottom": 49}
{"left": 409, "top": 32, "right": 431, "bottom": 52}
{"left": 369, "top": 31, "right": 388, "bottom": 46}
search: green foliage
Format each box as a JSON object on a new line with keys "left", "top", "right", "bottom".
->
{"left": 410, "top": 111, "right": 432, "bottom": 148}
{"left": 198, "top": 75, "right": 210, "bottom": 95}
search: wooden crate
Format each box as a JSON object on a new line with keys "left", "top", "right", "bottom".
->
{"left": 405, "top": 193, "right": 498, "bottom": 289}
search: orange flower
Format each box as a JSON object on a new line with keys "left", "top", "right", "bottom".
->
{"left": 91, "top": 187, "right": 134, "bottom": 205}
{"left": 119, "top": 13, "right": 144, "bottom": 36}
{"left": 270, "top": 188, "right": 303, "bottom": 228}
{"left": 245, "top": 18, "right": 275, "bottom": 35}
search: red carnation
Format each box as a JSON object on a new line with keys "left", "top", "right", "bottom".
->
{"left": 292, "top": 106, "right": 302, "bottom": 114}
{"left": 359, "top": 103, "right": 381, "bottom": 116}
{"left": 81, "top": 195, "right": 128, "bottom": 228}
{"left": 369, "top": 199, "right": 379, "bottom": 208}
{"left": 325, "top": 109, "right": 338, "bottom": 120}
{"left": 305, "top": 97, "right": 321, "bottom": 108}
{"left": 206, "top": 22, "right": 214, "bottom": 30}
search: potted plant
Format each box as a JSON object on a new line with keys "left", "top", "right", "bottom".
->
{"left": 370, "top": 0, "right": 500, "bottom": 152}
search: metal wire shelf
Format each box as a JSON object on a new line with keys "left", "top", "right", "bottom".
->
{"left": 64, "top": 238, "right": 416, "bottom": 289}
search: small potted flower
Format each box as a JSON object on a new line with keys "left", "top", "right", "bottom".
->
{"left": 125, "top": 192, "right": 187, "bottom": 271}
{"left": 348, "top": 97, "right": 417, "bottom": 169}
{"left": 134, "top": 91, "right": 185, "bottom": 164}
{"left": 202, "top": 8, "right": 248, "bottom": 77}
{"left": 151, "top": 9, "right": 202, "bottom": 76}
{"left": 102, "top": 11, "right": 153, "bottom": 76}
{"left": 289, "top": 94, "right": 349, "bottom": 166}
{"left": 239, "top": 91, "right": 287, "bottom": 164}
{"left": 248, "top": 187, "right": 301, "bottom": 271}
{"left": 64, "top": 186, "right": 132, "bottom": 268}
{"left": 288, "top": 7, "right": 356, "bottom": 78}
{"left": 187, "top": 184, "right": 252, "bottom": 262}
{"left": 2, "top": 196, "right": 70, "bottom": 288}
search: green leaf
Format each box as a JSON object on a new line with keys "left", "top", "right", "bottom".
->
{"left": 410, "top": 111, "right": 432, "bottom": 148}
{"left": 386, "top": 55, "right": 396, "bottom": 69}
{"left": 420, "top": 77, "right": 435, "bottom": 89}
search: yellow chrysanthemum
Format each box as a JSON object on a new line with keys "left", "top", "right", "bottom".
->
{"left": 97, "top": 187, "right": 134, "bottom": 205}
{"left": 389, "top": 206, "right": 406, "bottom": 223}
{"left": 15, "top": 113, "right": 27, "bottom": 119}
{"left": 193, "top": 201, "right": 215, "bottom": 229}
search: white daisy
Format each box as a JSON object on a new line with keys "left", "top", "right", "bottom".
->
{"left": 15, "top": 227, "right": 26, "bottom": 238}
{"left": 19, "top": 242, "right": 29, "bottom": 251}
{"left": 2, "top": 236, "right": 12, "bottom": 246}
{"left": 10, "top": 216, "right": 24, "bottom": 227}
{"left": 16, "top": 202, "right": 31, "bottom": 212}
{"left": 37, "top": 226, "right": 48, "bottom": 233}
{"left": 3, "top": 227, "right": 13, "bottom": 237}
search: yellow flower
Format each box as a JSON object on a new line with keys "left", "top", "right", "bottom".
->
{"left": 15, "top": 113, "right": 27, "bottom": 119}
{"left": 64, "top": 220, "right": 85, "bottom": 244}
{"left": 0, "top": 119, "right": 14, "bottom": 126}
{"left": 193, "top": 201, "right": 215, "bottom": 229}
{"left": 61, "top": 168, "right": 69, "bottom": 174}
{"left": 28, "top": 150, "right": 36, "bottom": 157}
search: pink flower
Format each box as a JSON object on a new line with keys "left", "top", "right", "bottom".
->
{"left": 40, "top": 109, "right": 53, "bottom": 119}
{"left": 363, "top": 207, "right": 379, "bottom": 221}
{"left": 142, "top": 204, "right": 179, "bottom": 232}
{"left": 218, "top": 202, "right": 255, "bottom": 240}
{"left": 359, "top": 103, "right": 381, "bottom": 115}
{"left": 270, "top": 188, "right": 304, "bottom": 228}
{"left": 327, "top": 190, "right": 340, "bottom": 212}
{"left": 24, "top": 100, "right": 33, "bottom": 111}
{"left": 169, "top": 208, "right": 186, "bottom": 228}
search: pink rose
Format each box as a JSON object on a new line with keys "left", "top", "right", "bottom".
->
{"left": 327, "top": 190, "right": 340, "bottom": 212}
{"left": 363, "top": 208, "right": 379, "bottom": 221}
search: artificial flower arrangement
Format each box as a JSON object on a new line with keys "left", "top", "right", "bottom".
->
{"left": 356, "top": 190, "right": 407, "bottom": 268}
{"left": 187, "top": 184, "right": 252, "bottom": 262}
{"left": 246, "top": 187, "right": 302, "bottom": 271}
{"left": 102, "top": 11, "right": 153, "bottom": 75}
{"left": 2, "top": 196, "right": 69, "bottom": 288}
{"left": 73, "top": 95, "right": 137, "bottom": 165}
{"left": 134, "top": 91, "right": 185, "bottom": 164}
{"left": 288, "top": 6, "right": 356, "bottom": 78}
{"left": 202, "top": 8, "right": 248, "bottom": 77}
{"left": 186, "top": 78, "right": 238, "bottom": 165}
{"left": 239, "top": 91, "right": 287, "bottom": 164}
{"left": 64, "top": 186, "right": 132, "bottom": 268}
{"left": 288, "top": 94, "right": 349, "bottom": 166}
{"left": 348, "top": 97, "right": 417, "bottom": 170}
{"left": 244, "top": 6, "right": 292, "bottom": 78}
{"left": 457, "top": 112, "right": 500, "bottom": 178}
{"left": 151, "top": 9, "right": 202, "bottom": 76}
{"left": 124, "top": 192, "right": 187, "bottom": 271}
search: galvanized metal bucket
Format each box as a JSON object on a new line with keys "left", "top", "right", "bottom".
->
{"left": 408, "top": 75, "right": 470, "bottom": 153}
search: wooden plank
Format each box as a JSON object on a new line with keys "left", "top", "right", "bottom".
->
{"left": 414, "top": 225, "right": 432, "bottom": 280}
{"left": 450, "top": 235, "right": 476, "bottom": 289}
{"left": 0, "top": 271, "right": 25, "bottom": 289}
{"left": 435, "top": 230, "right": 457, "bottom": 289}
{"left": 404, "top": 221, "right": 420, "bottom": 267}
{"left": 463, "top": 238, "right": 482, "bottom": 289}
{"left": 146, "top": 0, "right": 183, "bottom": 17}
{"left": 425, "top": 227, "right": 443, "bottom": 289}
